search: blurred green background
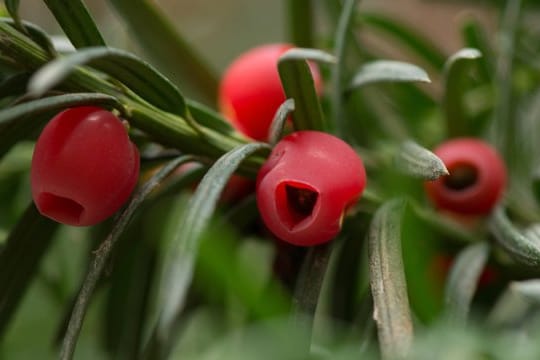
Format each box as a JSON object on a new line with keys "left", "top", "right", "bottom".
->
{"left": 17, "top": 1, "right": 496, "bottom": 98}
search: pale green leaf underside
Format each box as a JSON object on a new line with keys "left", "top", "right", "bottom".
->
{"left": 269, "top": 98, "right": 295, "bottom": 146}
{"left": 444, "top": 242, "right": 489, "bottom": 324}
{"left": 395, "top": 140, "right": 448, "bottom": 180}
{"left": 488, "top": 280, "right": 540, "bottom": 327}
{"left": 369, "top": 199, "right": 413, "bottom": 360}
{"left": 0, "top": 93, "right": 121, "bottom": 126}
{"left": 350, "top": 60, "right": 431, "bottom": 89}
{"left": 489, "top": 207, "right": 540, "bottom": 266}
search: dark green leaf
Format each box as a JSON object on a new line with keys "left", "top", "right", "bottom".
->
{"left": 0, "top": 112, "right": 47, "bottom": 162}
{"left": 332, "top": 0, "right": 357, "bottom": 137}
{"left": 400, "top": 203, "right": 443, "bottom": 323}
{"left": 28, "top": 47, "right": 187, "bottom": 117}
{"left": 368, "top": 199, "right": 413, "bottom": 359}
{"left": 108, "top": 0, "right": 218, "bottom": 105}
{"left": 278, "top": 48, "right": 332, "bottom": 132}
{"left": 0, "top": 72, "right": 31, "bottom": 100}
{"left": 5, "top": 0, "right": 23, "bottom": 31}
{"left": 0, "top": 93, "right": 122, "bottom": 160}
{"left": 2, "top": 18, "right": 57, "bottom": 57}
{"left": 489, "top": 206, "right": 540, "bottom": 266}
{"left": 0, "top": 204, "right": 59, "bottom": 338}
{"left": 490, "top": 0, "right": 522, "bottom": 163}
{"left": 461, "top": 18, "right": 494, "bottom": 82}
{"left": 104, "top": 215, "right": 158, "bottom": 359}
{"left": 59, "top": 155, "right": 194, "bottom": 360}
{"left": 358, "top": 13, "right": 447, "bottom": 70}
{"left": 269, "top": 98, "right": 295, "bottom": 145}
{"left": 288, "top": 0, "right": 314, "bottom": 47}
{"left": 329, "top": 214, "right": 371, "bottom": 324}
{"left": 0, "top": 19, "right": 52, "bottom": 70}
{"left": 394, "top": 140, "right": 448, "bottom": 180}
{"left": 444, "top": 242, "right": 489, "bottom": 325}
{"left": 152, "top": 142, "right": 270, "bottom": 351}
{"left": 349, "top": 60, "right": 430, "bottom": 89}
{"left": 186, "top": 99, "right": 237, "bottom": 136}
{"left": 42, "top": 0, "right": 106, "bottom": 48}
{"left": 443, "top": 48, "right": 482, "bottom": 137}
{"left": 292, "top": 243, "right": 332, "bottom": 352}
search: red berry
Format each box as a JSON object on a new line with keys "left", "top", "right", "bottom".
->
{"left": 256, "top": 131, "right": 366, "bottom": 246}
{"left": 218, "top": 43, "right": 322, "bottom": 141}
{"left": 31, "top": 106, "right": 140, "bottom": 226}
{"left": 424, "top": 138, "right": 506, "bottom": 215}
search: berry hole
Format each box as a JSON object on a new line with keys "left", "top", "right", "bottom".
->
{"left": 38, "top": 192, "right": 84, "bottom": 225}
{"left": 286, "top": 185, "right": 318, "bottom": 217}
{"left": 444, "top": 164, "right": 478, "bottom": 191}
{"left": 277, "top": 183, "right": 319, "bottom": 230}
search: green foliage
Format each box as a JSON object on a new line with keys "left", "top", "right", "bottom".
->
{"left": 277, "top": 48, "right": 333, "bottom": 132}
{"left": 28, "top": 47, "right": 188, "bottom": 117}
{"left": 2, "top": 0, "right": 540, "bottom": 359}
{"left": 42, "top": 0, "right": 105, "bottom": 48}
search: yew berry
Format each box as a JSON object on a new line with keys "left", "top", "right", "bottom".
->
{"left": 256, "top": 131, "right": 366, "bottom": 246}
{"left": 424, "top": 138, "right": 506, "bottom": 215}
{"left": 31, "top": 106, "right": 140, "bottom": 226}
{"left": 218, "top": 43, "right": 322, "bottom": 141}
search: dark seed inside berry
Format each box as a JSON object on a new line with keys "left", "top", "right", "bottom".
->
{"left": 279, "top": 184, "right": 319, "bottom": 229}
{"left": 444, "top": 164, "right": 478, "bottom": 191}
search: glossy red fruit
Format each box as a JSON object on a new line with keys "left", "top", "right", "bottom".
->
{"left": 424, "top": 138, "right": 506, "bottom": 215}
{"left": 256, "top": 131, "right": 366, "bottom": 246}
{"left": 218, "top": 43, "right": 322, "bottom": 141}
{"left": 31, "top": 106, "right": 140, "bottom": 226}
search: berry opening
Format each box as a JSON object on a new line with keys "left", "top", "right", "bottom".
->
{"left": 276, "top": 182, "right": 319, "bottom": 231}
{"left": 444, "top": 163, "right": 478, "bottom": 191}
{"left": 38, "top": 192, "right": 84, "bottom": 225}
